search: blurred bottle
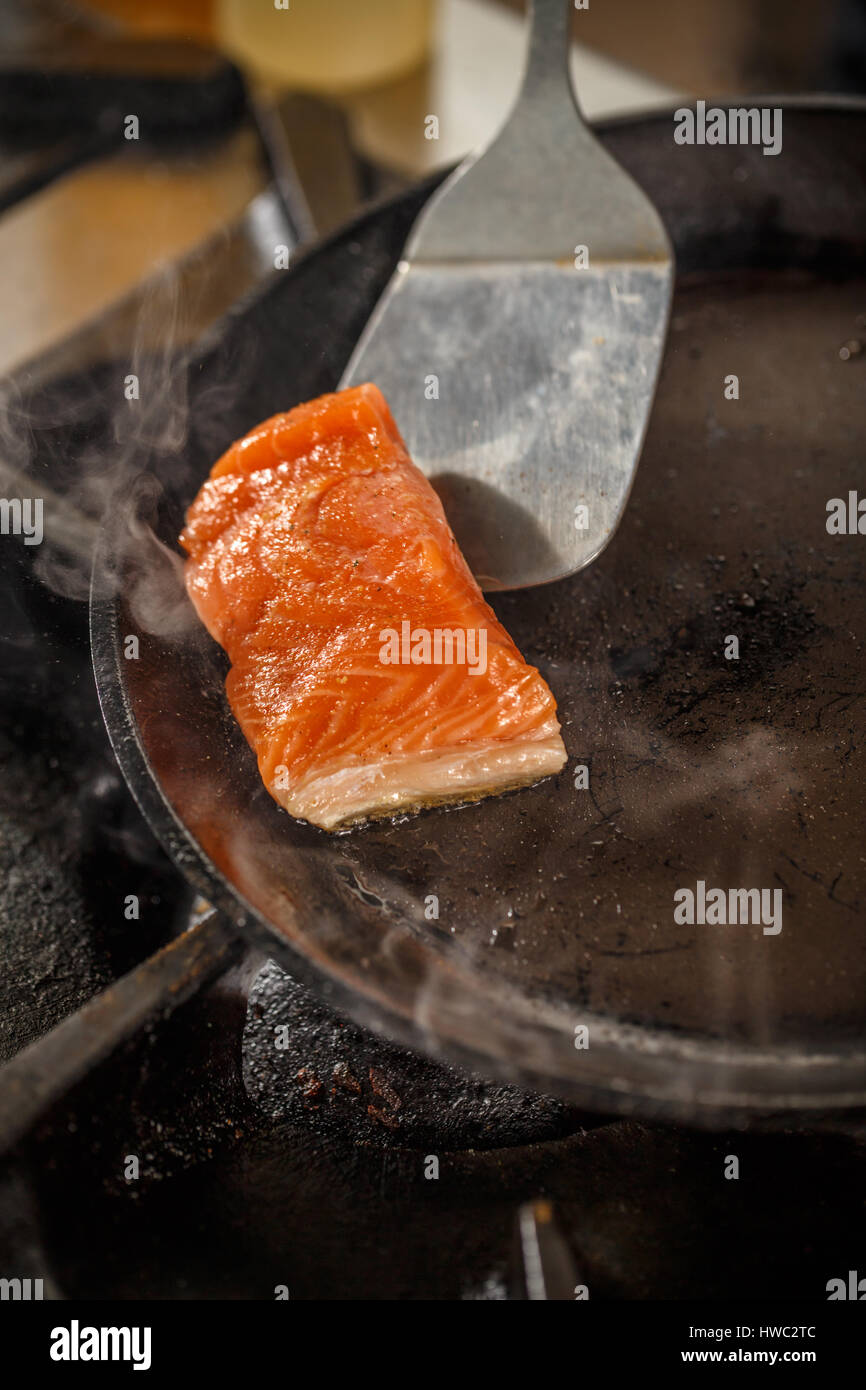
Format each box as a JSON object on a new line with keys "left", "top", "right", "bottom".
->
{"left": 216, "top": 0, "right": 434, "bottom": 93}
{"left": 80, "top": 0, "right": 215, "bottom": 40}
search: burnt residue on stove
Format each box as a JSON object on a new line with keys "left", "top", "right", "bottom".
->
{"left": 243, "top": 960, "right": 596, "bottom": 1152}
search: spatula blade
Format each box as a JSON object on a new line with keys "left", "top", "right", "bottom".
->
{"left": 341, "top": 258, "right": 672, "bottom": 590}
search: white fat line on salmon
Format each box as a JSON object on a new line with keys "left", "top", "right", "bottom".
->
{"left": 674, "top": 881, "right": 782, "bottom": 935}
{"left": 378, "top": 621, "right": 488, "bottom": 676}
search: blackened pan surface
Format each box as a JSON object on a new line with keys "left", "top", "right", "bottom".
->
{"left": 92, "top": 106, "right": 866, "bottom": 1121}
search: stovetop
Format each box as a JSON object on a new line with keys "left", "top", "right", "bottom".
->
{"left": 0, "top": 16, "right": 864, "bottom": 1303}
{"left": 0, "top": 574, "right": 864, "bottom": 1299}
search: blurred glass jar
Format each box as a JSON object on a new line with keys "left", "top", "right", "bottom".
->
{"left": 216, "top": 0, "right": 435, "bottom": 93}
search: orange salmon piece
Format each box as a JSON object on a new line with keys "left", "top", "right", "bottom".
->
{"left": 180, "top": 384, "right": 566, "bottom": 830}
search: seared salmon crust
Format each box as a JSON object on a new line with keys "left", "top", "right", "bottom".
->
{"left": 180, "top": 384, "right": 566, "bottom": 830}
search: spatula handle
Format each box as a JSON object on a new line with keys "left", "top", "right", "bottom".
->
{"left": 407, "top": 0, "right": 670, "bottom": 261}
{"left": 520, "top": 0, "right": 575, "bottom": 109}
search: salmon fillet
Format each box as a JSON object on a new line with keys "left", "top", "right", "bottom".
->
{"left": 180, "top": 384, "right": 567, "bottom": 831}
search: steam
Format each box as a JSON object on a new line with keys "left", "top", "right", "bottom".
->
{"left": 0, "top": 257, "right": 241, "bottom": 636}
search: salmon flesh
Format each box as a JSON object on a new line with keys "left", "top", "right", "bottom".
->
{"left": 180, "top": 384, "right": 567, "bottom": 831}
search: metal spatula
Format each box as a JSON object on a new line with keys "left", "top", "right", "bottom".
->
{"left": 340, "top": 0, "right": 673, "bottom": 591}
